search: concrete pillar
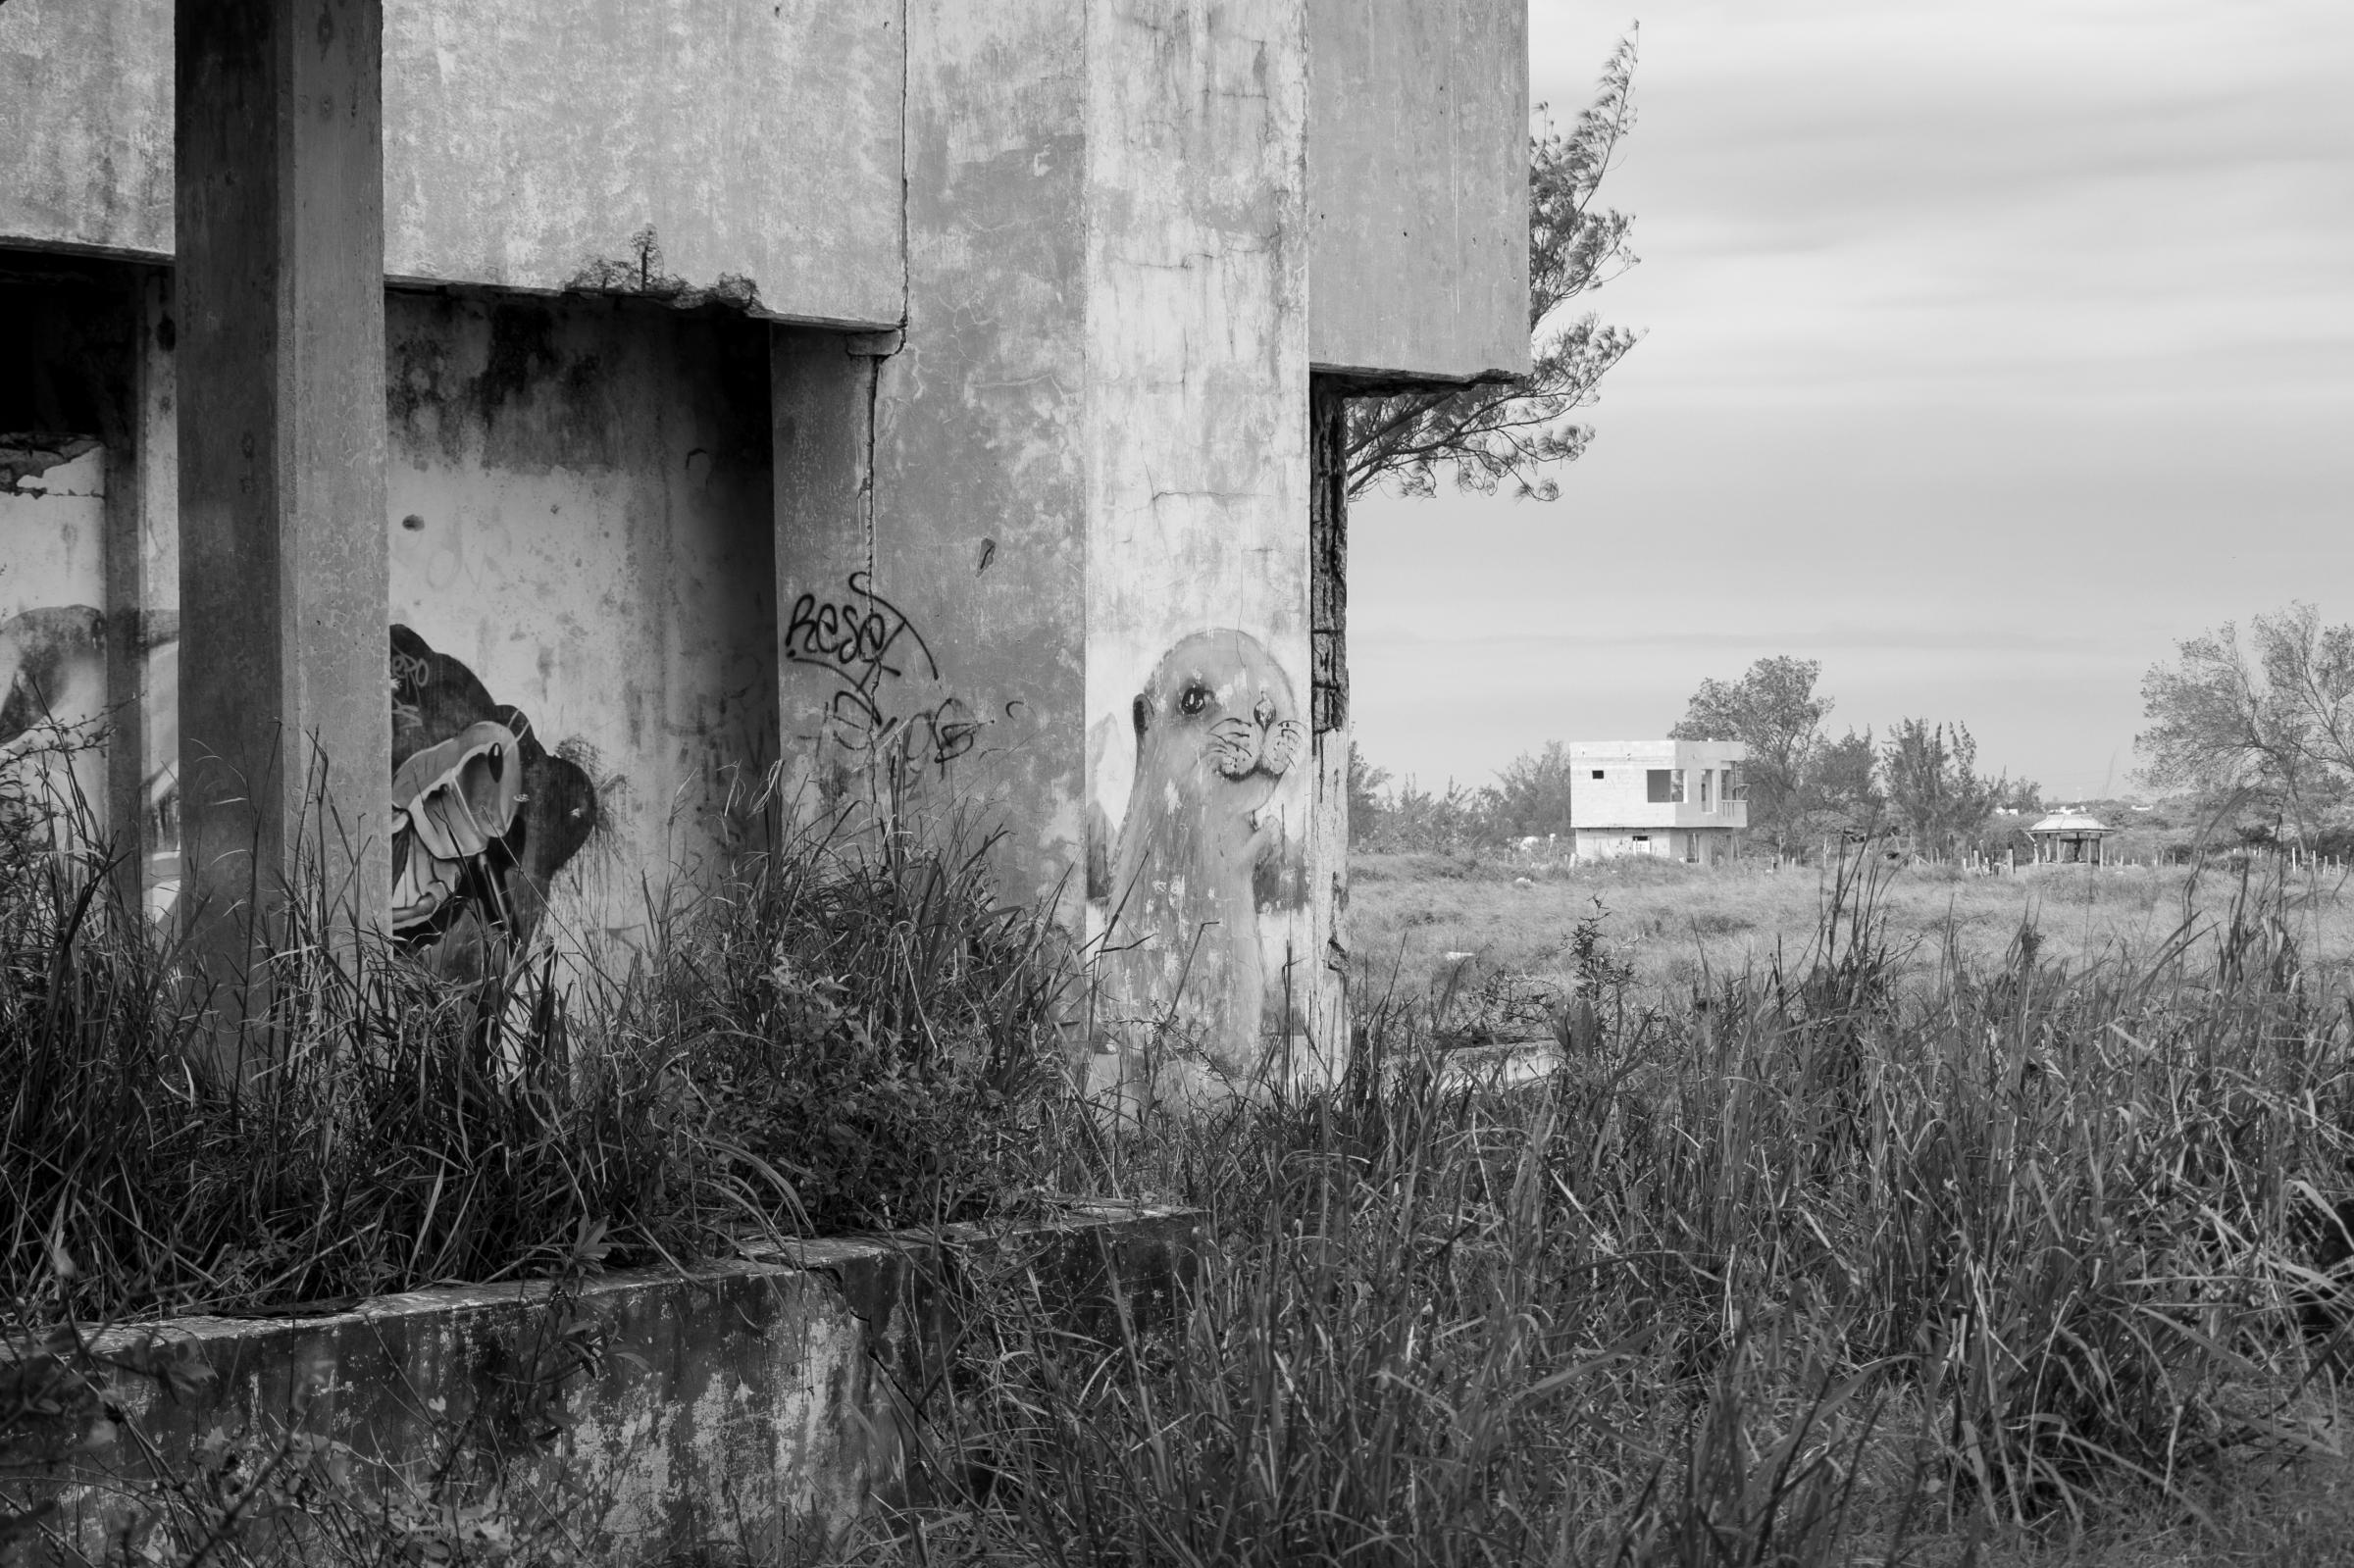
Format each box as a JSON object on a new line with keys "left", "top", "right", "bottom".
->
{"left": 101, "top": 273, "right": 178, "bottom": 917}
{"left": 176, "top": 0, "right": 389, "bottom": 985}
{"left": 1080, "top": 1, "right": 1314, "bottom": 1086}
{"left": 861, "top": 3, "right": 1091, "bottom": 925}
{"left": 771, "top": 328, "right": 880, "bottom": 821}
{"left": 884, "top": 2, "right": 1323, "bottom": 1087}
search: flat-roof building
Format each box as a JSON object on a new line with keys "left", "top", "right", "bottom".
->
{"left": 1567, "top": 740, "right": 1748, "bottom": 866}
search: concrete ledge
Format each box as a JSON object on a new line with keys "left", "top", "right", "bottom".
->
{"left": 1439, "top": 1039, "right": 1565, "bottom": 1090}
{"left": 4, "top": 1201, "right": 1199, "bottom": 1564}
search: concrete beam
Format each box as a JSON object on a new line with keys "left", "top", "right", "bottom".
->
{"left": 176, "top": 0, "right": 389, "bottom": 984}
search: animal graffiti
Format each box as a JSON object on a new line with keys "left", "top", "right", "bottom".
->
{"left": 3, "top": 611, "right": 597, "bottom": 961}
{"left": 0, "top": 606, "right": 179, "bottom": 862}
{"left": 0, "top": 606, "right": 110, "bottom": 837}
{"left": 1092, "top": 630, "right": 1305, "bottom": 1053}
{"left": 0, "top": 605, "right": 107, "bottom": 745}
{"left": 389, "top": 626, "right": 598, "bottom": 971}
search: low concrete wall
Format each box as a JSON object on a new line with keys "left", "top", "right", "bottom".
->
{"left": 5, "top": 1203, "right": 1198, "bottom": 1565}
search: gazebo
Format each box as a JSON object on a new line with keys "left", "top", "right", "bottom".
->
{"left": 2028, "top": 810, "right": 2113, "bottom": 865}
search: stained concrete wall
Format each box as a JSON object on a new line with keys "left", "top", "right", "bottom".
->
{"left": 11, "top": 1204, "right": 1199, "bottom": 1565}
{"left": 827, "top": 3, "right": 1333, "bottom": 1083}
{"left": 0, "top": 0, "right": 904, "bottom": 328}
{"left": 385, "top": 292, "right": 780, "bottom": 948}
{"left": 4, "top": 0, "right": 1535, "bottom": 1067}
{"left": 1081, "top": 2, "right": 1319, "bottom": 1080}
{"left": 8, "top": 274, "right": 784, "bottom": 953}
{"left": 860, "top": 0, "right": 1091, "bottom": 915}
{"left": 1306, "top": 0, "right": 1530, "bottom": 381}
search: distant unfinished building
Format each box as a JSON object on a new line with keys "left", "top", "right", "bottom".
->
{"left": 1568, "top": 740, "right": 1750, "bottom": 865}
{"left": 0, "top": 1, "right": 1531, "bottom": 1078}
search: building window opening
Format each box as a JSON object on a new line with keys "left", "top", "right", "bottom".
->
{"left": 1700, "top": 769, "right": 1714, "bottom": 810}
{"left": 1647, "top": 768, "right": 1686, "bottom": 804}
{"left": 1591, "top": 770, "right": 1605, "bottom": 780}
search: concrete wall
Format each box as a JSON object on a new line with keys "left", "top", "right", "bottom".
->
{"left": 1082, "top": 2, "right": 1318, "bottom": 1081}
{"left": 0, "top": 0, "right": 904, "bottom": 329}
{"left": 863, "top": 0, "right": 1092, "bottom": 914}
{"left": 1572, "top": 826, "right": 1736, "bottom": 864}
{"left": 1306, "top": 0, "right": 1529, "bottom": 381}
{"left": 384, "top": 292, "right": 779, "bottom": 950}
{"left": 6, "top": 272, "right": 785, "bottom": 957}
{"left": 836, "top": 2, "right": 1333, "bottom": 1083}
{"left": 9, "top": 1204, "right": 1199, "bottom": 1565}
{"left": 3, "top": 0, "right": 1535, "bottom": 1069}
{"left": 0, "top": 0, "right": 1528, "bottom": 377}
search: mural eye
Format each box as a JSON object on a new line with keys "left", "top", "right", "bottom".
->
{"left": 1178, "top": 684, "right": 1210, "bottom": 717}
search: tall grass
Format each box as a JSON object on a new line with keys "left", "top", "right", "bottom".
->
{"left": 881, "top": 858, "right": 2354, "bottom": 1564}
{"left": 0, "top": 765, "right": 1093, "bottom": 1325}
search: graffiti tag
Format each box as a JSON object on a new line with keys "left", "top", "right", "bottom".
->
{"left": 786, "top": 572, "right": 1002, "bottom": 770}
{"left": 389, "top": 647, "right": 433, "bottom": 735}
{"left": 784, "top": 572, "right": 939, "bottom": 717}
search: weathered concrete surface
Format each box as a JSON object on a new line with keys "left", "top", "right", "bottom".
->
{"left": 1083, "top": 1, "right": 1322, "bottom": 1082}
{"left": 0, "top": 0, "right": 904, "bottom": 329}
{"left": 9, "top": 1203, "right": 1200, "bottom": 1565}
{"left": 3, "top": 0, "right": 1537, "bottom": 1067}
{"left": 385, "top": 293, "right": 779, "bottom": 950}
{"left": 101, "top": 275, "right": 179, "bottom": 913}
{"left": 845, "top": 0, "right": 1093, "bottom": 917}
{"left": 1307, "top": 0, "right": 1530, "bottom": 381}
{"left": 0, "top": 3, "right": 173, "bottom": 259}
{"left": 771, "top": 329, "right": 883, "bottom": 818}
{"left": 382, "top": 0, "right": 903, "bottom": 324}
{"left": 175, "top": 0, "right": 391, "bottom": 975}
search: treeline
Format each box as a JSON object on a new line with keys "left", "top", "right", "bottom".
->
{"left": 1349, "top": 742, "right": 1580, "bottom": 855}
{"left": 2138, "top": 601, "right": 2354, "bottom": 853}
{"left": 1353, "top": 656, "right": 2041, "bottom": 859}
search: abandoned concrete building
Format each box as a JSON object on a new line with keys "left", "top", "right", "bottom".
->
{"left": 0, "top": 2, "right": 1530, "bottom": 1077}
{"left": 1566, "top": 740, "right": 1750, "bottom": 865}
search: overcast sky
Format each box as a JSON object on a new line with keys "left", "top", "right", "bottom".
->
{"left": 1348, "top": 0, "right": 2354, "bottom": 803}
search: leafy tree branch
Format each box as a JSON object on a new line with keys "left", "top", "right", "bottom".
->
{"left": 1345, "top": 31, "right": 1644, "bottom": 502}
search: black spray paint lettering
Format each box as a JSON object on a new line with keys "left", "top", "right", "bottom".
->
{"left": 784, "top": 571, "right": 940, "bottom": 722}
{"left": 785, "top": 573, "right": 1016, "bottom": 770}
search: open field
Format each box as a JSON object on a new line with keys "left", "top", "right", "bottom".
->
{"left": 882, "top": 852, "right": 2354, "bottom": 1567}
{"left": 1351, "top": 850, "right": 2354, "bottom": 1013}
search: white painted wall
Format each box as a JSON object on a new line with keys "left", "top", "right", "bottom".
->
{"left": 1568, "top": 740, "right": 1749, "bottom": 833}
